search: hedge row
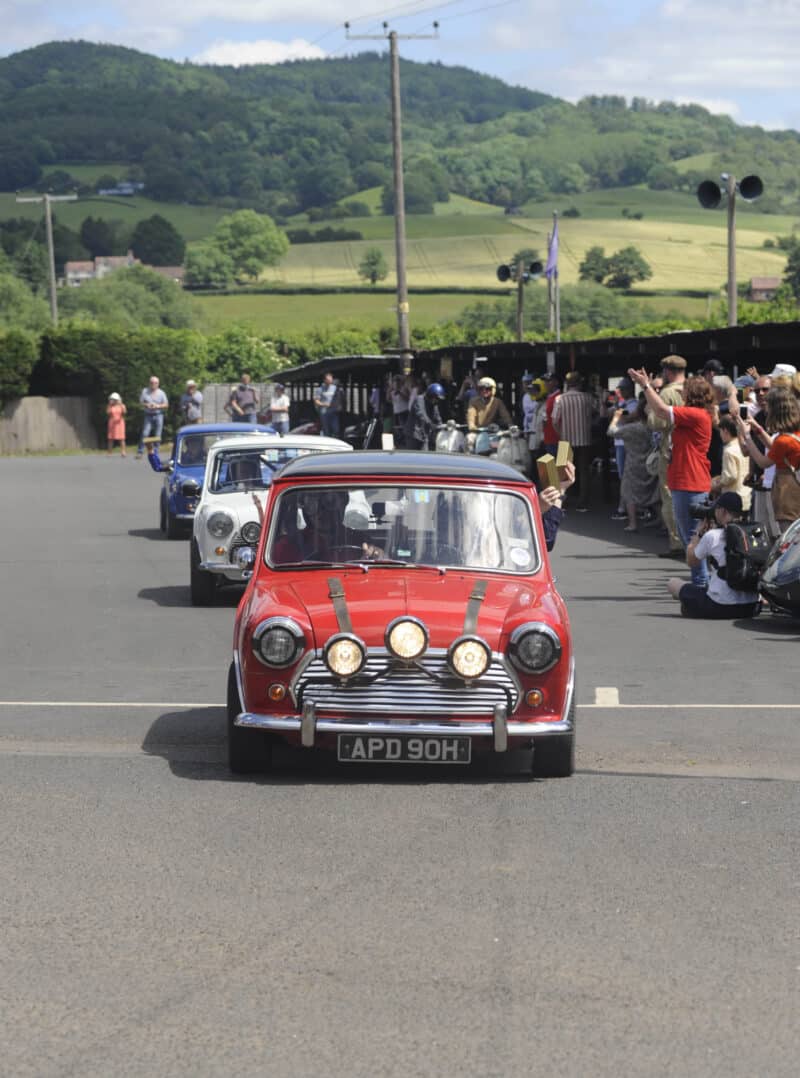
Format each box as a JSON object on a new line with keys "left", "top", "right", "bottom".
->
{"left": 1, "top": 324, "right": 287, "bottom": 441}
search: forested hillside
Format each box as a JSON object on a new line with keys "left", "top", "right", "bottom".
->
{"left": 2, "top": 40, "right": 800, "bottom": 217}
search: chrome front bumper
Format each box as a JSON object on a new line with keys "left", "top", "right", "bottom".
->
{"left": 200, "top": 561, "right": 245, "bottom": 578}
{"left": 235, "top": 707, "right": 572, "bottom": 752}
{"left": 236, "top": 654, "right": 575, "bottom": 754}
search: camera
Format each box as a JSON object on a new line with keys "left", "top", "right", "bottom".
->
{"left": 689, "top": 500, "right": 716, "bottom": 521}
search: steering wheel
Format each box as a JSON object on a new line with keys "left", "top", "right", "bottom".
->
{"left": 307, "top": 544, "right": 365, "bottom": 562}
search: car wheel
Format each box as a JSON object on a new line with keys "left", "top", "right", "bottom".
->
{"left": 530, "top": 691, "right": 576, "bottom": 779}
{"left": 159, "top": 492, "right": 167, "bottom": 533}
{"left": 190, "top": 540, "right": 217, "bottom": 607}
{"left": 227, "top": 663, "right": 273, "bottom": 774}
{"left": 165, "top": 510, "right": 183, "bottom": 540}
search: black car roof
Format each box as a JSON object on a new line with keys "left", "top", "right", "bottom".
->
{"left": 275, "top": 450, "right": 532, "bottom": 483}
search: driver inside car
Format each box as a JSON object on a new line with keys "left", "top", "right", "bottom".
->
{"left": 271, "top": 491, "right": 350, "bottom": 564}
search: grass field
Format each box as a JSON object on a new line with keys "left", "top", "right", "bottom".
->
{"left": 6, "top": 169, "right": 794, "bottom": 317}
{"left": 0, "top": 191, "right": 227, "bottom": 243}
{"left": 260, "top": 215, "right": 787, "bottom": 292}
{"left": 193, "top": 291, "right": 509, "bottom": 333}
{"left": 192, "top": 289, "right": 711, "bottom": 334}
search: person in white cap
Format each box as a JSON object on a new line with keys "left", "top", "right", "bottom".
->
{"left": 106, "top": 392, "right": 127, "bottom": 456}
{"left": 268, "top": 382, "right": 290, "bottom": 435}
{"left": 179, "top": 379, "right": 203, "bottom": 424}
{"left": 767, "top": 363, "right": 797, "bottom": 380}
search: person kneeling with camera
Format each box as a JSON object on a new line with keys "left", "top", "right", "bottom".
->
{"left": 666, "top": 492, "right": 760, "bottom": 618}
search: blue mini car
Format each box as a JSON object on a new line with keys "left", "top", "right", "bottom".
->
{"left": 152, "top": 422, "right": 275, "bottom": 538}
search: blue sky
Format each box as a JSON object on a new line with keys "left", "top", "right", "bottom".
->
{"left": 4, "top": 0, "right": 800, "bottom": 132}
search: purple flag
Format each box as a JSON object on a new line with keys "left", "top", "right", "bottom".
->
{"left": 545, "top": 218, "right": 559, "bottom": 279}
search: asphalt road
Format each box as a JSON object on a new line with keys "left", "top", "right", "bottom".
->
{"left": 1, "top": 455, "right": 798, "bottom": 1077}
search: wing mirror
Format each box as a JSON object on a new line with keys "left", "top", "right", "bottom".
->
{"left": 181, "top": 479, "right": 201, "bottom": 497}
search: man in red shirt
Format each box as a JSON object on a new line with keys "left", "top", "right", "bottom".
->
{"left": 541, "top": 373, "right": 561, "bottom": 456}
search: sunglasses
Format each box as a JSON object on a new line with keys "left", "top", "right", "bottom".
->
{"left": 756, "top": 387, "right": 770, "bottom": 393}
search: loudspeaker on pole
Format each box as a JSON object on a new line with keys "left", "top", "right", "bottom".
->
{"left": 697, "top": 180, "right": 722, "bottom": 209}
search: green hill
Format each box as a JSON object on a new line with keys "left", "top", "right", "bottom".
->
{"left": 2, "top": 41, "right": 800, "bottom": 219}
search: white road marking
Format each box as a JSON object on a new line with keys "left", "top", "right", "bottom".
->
{"left": 582, "top": 703, "right": 800, "bottom": 709}
{"left": 594, "top": 687, "right": 620, "bottom": 707}
{"left": 0, "top": 701, "right": 220, "bottom": 708}
{"left": 0, "top": 698, "right": 799, "bottom": 710}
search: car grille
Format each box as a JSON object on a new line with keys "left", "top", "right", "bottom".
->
{"left": 294, "top": 649, "right": 519, "bottom": 716}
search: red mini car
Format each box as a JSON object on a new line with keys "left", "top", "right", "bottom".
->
{"left": 228, "top": 451, "right": 575, "bottom": 778}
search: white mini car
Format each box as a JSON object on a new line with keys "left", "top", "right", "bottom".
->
{"left": 190, "top": 433, "right": 351, "bottom": 605}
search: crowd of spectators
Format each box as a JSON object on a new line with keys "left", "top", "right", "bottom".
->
{"left": 371, "top": 356, "right": 800, "bottom": 620}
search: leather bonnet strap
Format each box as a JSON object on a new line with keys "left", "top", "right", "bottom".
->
{"left": 462, "top": 579, "right": 488, "bottom": 635}
{"left": 327, "top": 577, "right": 353, "bottom": 635}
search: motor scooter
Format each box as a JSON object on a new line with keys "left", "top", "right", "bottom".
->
{"left": 434, "top": 420, "right": 467, "bottom": 454}
{"left": 472, "top": 424, "right": 501, "bottom": 457}
{"left": 494, "top": 425, "right": 531, "bottom": 476}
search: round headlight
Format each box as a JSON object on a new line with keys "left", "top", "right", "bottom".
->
{"left": 252, "top": 618, "right": 305, "bottom": 668}
{"left": 325, "top": 634, "right": 367, "bottom": 678}
{"left": 386, "top": 618, "right": 428, "bottom": 661}
{"left": 207, "top": 511, "right": 234, "bottom": 539}
{"left": 241, "top": 520, "right": 261, "bottom": 545}
{"left": 510, "top": 625, "right": 562, "bottom": 673}
{"left": 448, "top": 636, "right": 491, "bottom": 680}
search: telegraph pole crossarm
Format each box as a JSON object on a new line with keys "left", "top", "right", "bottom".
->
{"left": 344, "top": 22, "right": 439, "bottom": 372}
{"left": 16, "top": 192, "right": 78, "bottom": 325}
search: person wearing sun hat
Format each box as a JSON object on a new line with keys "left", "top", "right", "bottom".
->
{"left": 269, "top": 381, "right": 291, "bottom": 435}
{"left": 179, "top": 379, "right": 203, "bottom": 424}
{"left": 666, "top": 491, "right": 760, "bottom": 618}
{"left": 106, "top": 392, "right": 127, "bottom": 456}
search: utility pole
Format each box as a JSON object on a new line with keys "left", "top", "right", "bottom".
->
{"left": 725, "top": 173, "right": 737, "bottom": 328}
{"left": 515, "top": 259, "right": 525, "bottom": 342}
{"left": 345, "top": 22, "right": 438, "bottom": 372}
{"left": 16, "top": 192, "right": 78, "bottom": 325}
{"left": 697, "top": 172, "right": 762, "bottom": 328}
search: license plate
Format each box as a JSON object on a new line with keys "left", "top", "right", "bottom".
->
{"left": 337, "top": 734, "right": 471, "bottom": 764}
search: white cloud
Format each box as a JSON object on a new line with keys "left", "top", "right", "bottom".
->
{"left": 194, "top": 37, "right": 326, "bottom": 66}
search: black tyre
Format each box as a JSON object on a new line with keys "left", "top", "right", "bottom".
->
{"left": 165, "top": 510, "right": 183, "bottom": 540}
{"left": 190, "top": 540, "right": 216, "bottom": 607}
{"left": 531, "top": 689, "right": 576, "bottom": 778}
{"left": 227, "top": 663, "right": 273, "bottom": 774}
{"left": 159, "top": 492, "right": 167, "bottom": 533}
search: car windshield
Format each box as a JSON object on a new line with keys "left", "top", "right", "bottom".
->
{"left": 177, "top": 431, "right": 257, "bottom": 467}
{"left": 266, "top": 485, "right": 540, "bottom": 573}
{"left": 209, "top": 447, "right": 317, "bottom": 493}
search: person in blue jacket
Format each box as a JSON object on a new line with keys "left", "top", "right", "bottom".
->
{"left": 538, "top": 461, "right": 575, "bottom": 551}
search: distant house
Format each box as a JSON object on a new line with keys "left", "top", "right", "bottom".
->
{"left": 64, "top": 260, "right": 95, "bottom": 287}
{"left": 64, "top": 250, "right": 140, "bottom": 287}
{"left": 748, "top": 276, "right": 781, "bottom": 302}
{"left": 63, "top": 254, "right": 185, "bottom": 288}
{"left": 96, "top": 182, "right": 145, "bottom": 197}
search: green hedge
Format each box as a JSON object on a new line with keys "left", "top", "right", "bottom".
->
{"left": 0, "top": 330, "right": 38, "bottom": 409}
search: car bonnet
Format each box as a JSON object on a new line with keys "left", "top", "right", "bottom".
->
{"left": 269, "top": 571, "right": 559, "bottom": 653}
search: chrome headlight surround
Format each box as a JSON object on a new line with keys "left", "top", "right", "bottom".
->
{"left": 509, "top": 623, "right": 562, "bottom": 674}
{"left": 251, "top": 617, "right": 306, "bottom": 669}
{"left": 207, "top": 510, "right": 234, "bottom": 539}
{"left": 385, "top": 617, "right": 428, "bottom": 662}
{"left": 324, "top": 633, "right": 367, "bottom": 679}
{"left": 447, "top": 635, "right": 491, "bottom": 680}
{"left": 233, "top": 546, "right": 255, "bottom": 571}
{"left": 240, "top": 520, "right": 261, "bottom": 545}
